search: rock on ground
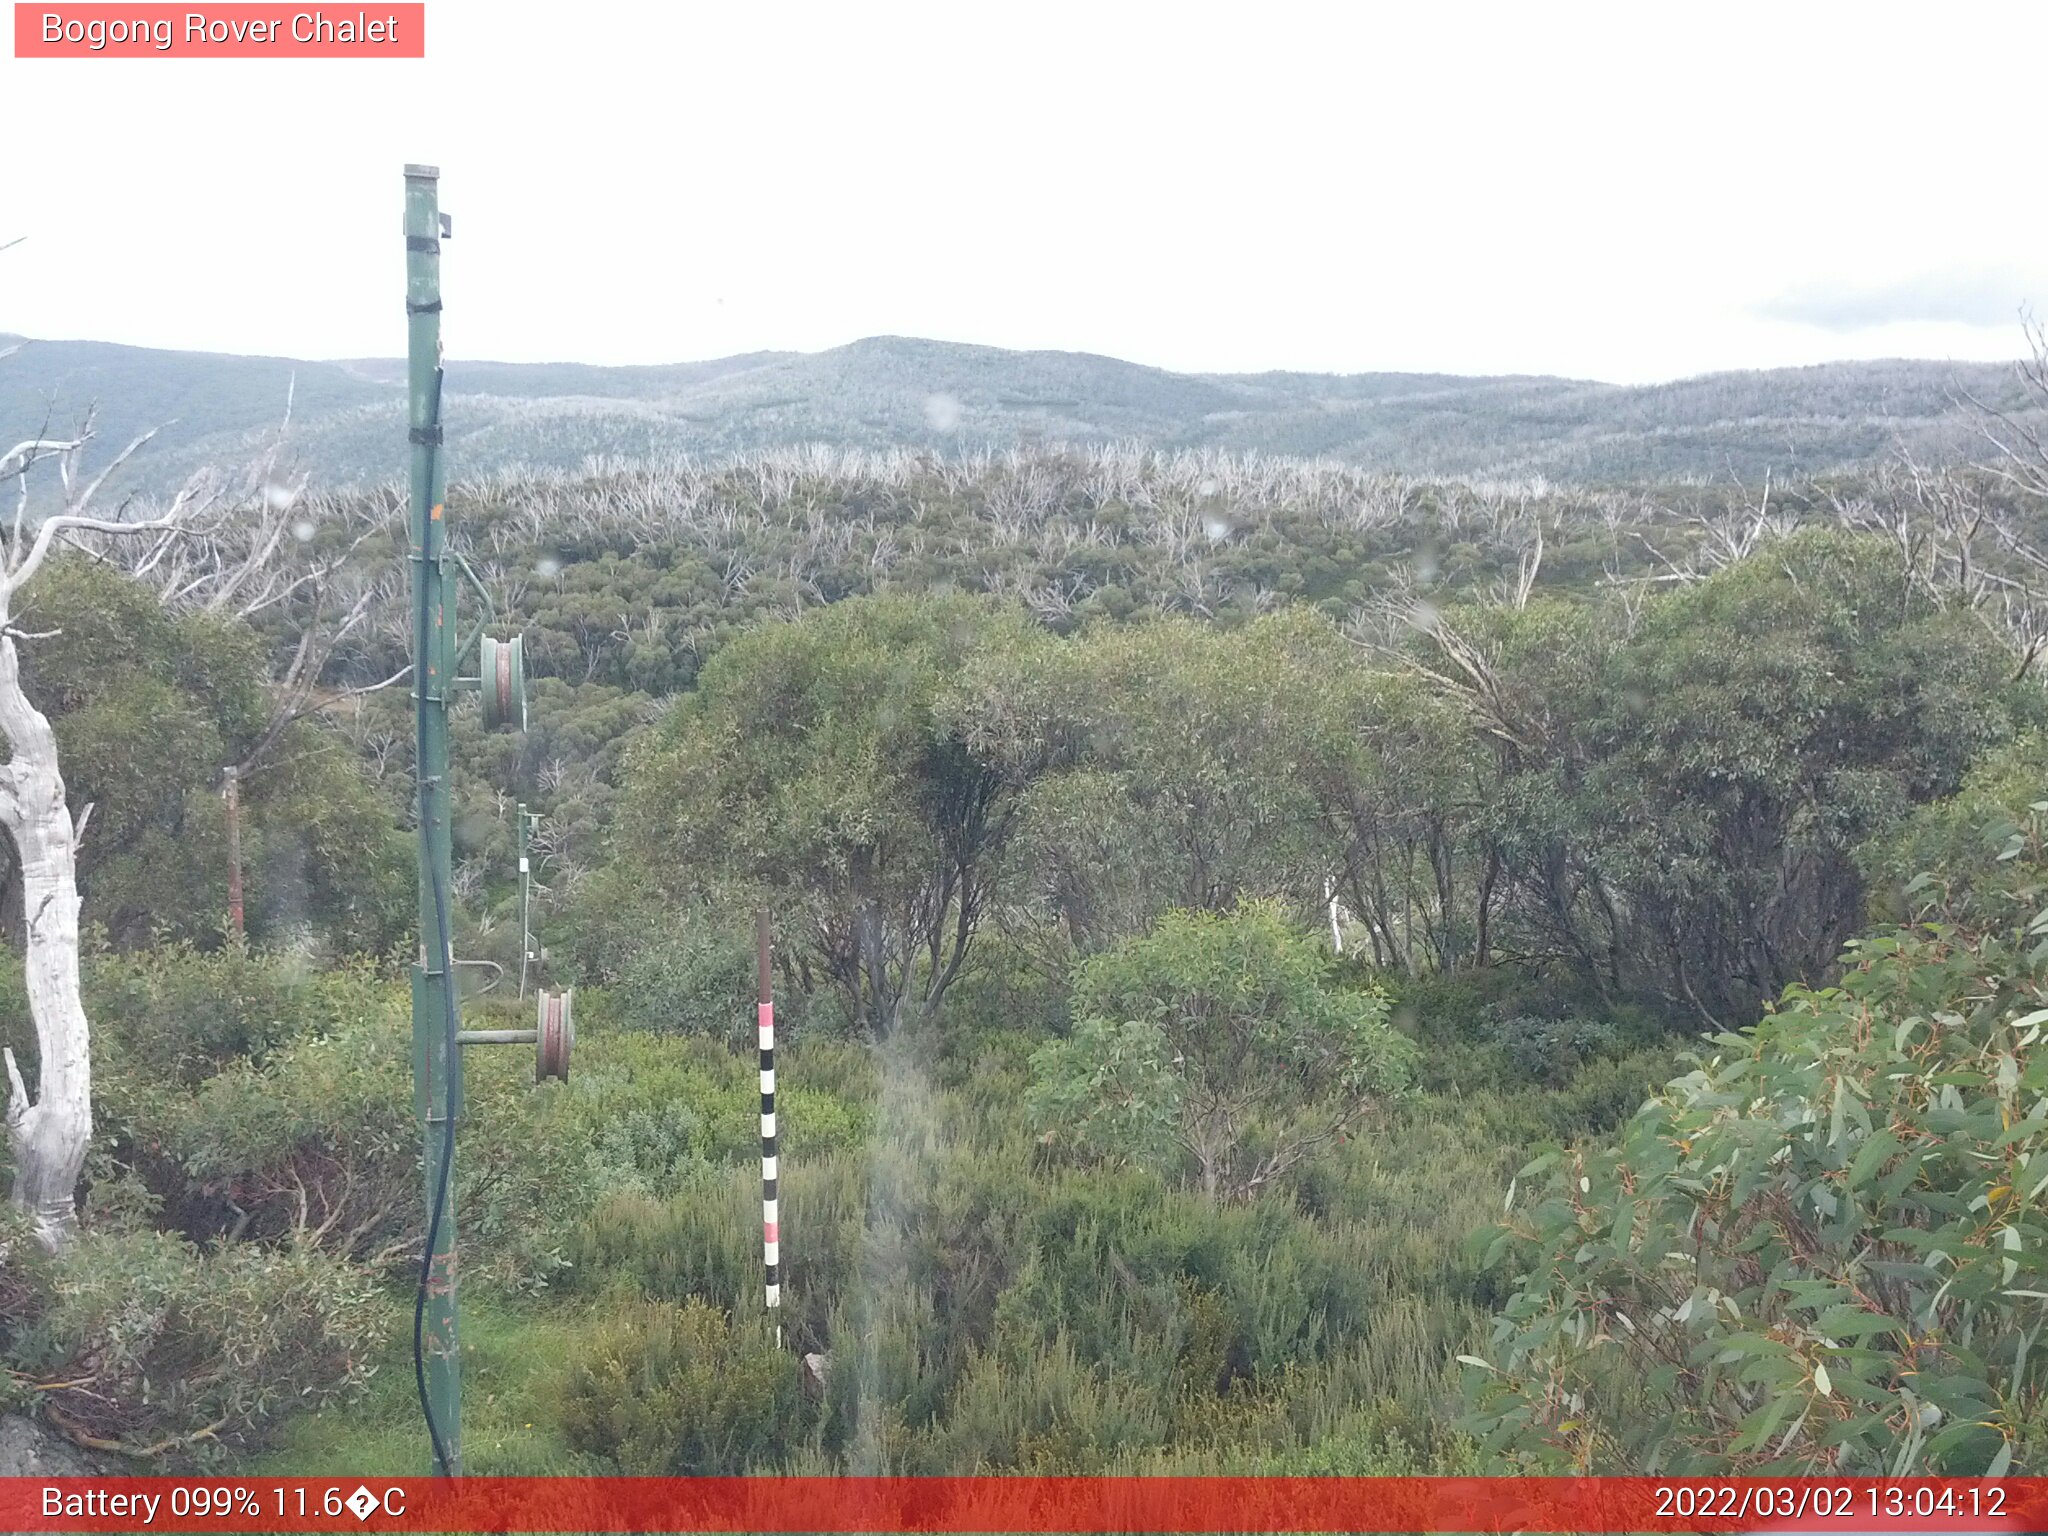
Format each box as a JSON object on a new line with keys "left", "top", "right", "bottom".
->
{"left": 0, "top": 1414, "right": 121, "bottom": 1476}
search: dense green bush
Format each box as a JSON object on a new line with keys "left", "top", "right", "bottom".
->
{"left": 3, "top": 560, "right": 410, "bottom": 957}
{"left": 556, "top": 1298, "right": 806, "bottom": 1473}
{"left": 0, "top": 945, "right": 393, "bottom": 1155}
{"left": 0, "top": 1207, "right": 56, "bottom": 1381}
{"left": 1466, "top": 800, "right": 2048, "bottom": 1474}
{"left": 620, "top": 595, "right": 1042, "bottom": 1039}
{"left": 1479, "top": 1014, "right": 1622, "bottom": 1088}
{"left": 235, "top": 722, "right": 414, "bottom": 960}
{"left": 159, "top": 1014, "right": 419, "bottom": 1264}
{"left": 1029, "top": 904, "right": 1412, "bottom": 1200}
{"left": 947, "top": 610, "right": 1355, "bottom": 955}
{"left": 563, "top": 1057, "right": 1536, "bottom": 1475}
{"left": 6, "top": 473, "right": 2038, "bottom": 1479}
{"left": 551, "top": 1030, "right": 874, "bottom": 1204}
{"left": 607, "top": 922, "right": 756, "bottom": 1042}
{"left": 1862, "top": 730, "right": 2048, "bottom": 931}
{"left": 92, "top": 964, "right": 578, "bottom": 1287}
{"left": 87, "top": 945, "right": 390, "bottom": 1086}
{"left": 5, "top": 1228, "right": 382, "bottom": 1458}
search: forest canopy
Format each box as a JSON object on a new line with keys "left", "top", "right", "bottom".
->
{"left": 4, "top": 441, "right": 2048, "bottom": 1476}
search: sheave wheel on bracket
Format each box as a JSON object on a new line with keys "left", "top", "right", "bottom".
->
{"left": 480, "top": 634, "right": 526, "bottom": 731}
{"left": 536, "top": 988, "right": 572, "bottom": 1082}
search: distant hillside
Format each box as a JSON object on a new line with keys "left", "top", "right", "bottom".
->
{"left": 0, "top": 331, "right": 2035, "bottom": 494}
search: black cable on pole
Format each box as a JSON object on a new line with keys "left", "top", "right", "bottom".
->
{"left": 411, "top": 365, "right": 460, "bottom": 1478}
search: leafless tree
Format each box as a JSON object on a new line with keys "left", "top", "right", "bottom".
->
{"left": 76, "top": 401, "right": 411, "bottom": 776}
{"left": 1957, "top": 314, "right": 2048, "bottom": 507}
{"left": 0, "top": 424, "right": 214, "bottom": 1249}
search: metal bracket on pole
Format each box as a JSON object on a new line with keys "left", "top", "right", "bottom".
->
{"left": 444, "top": 548, "right": 495, "bottom": 677}
{"left": 455, "top": 991, "right": 573, "bottom": 1081}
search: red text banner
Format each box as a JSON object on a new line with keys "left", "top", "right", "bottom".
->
{"left": 13, "top": 4, "right": 425, "bottom": 57}
{"left": 4, "top": 1476, "right": 2047, "bottom": 1533}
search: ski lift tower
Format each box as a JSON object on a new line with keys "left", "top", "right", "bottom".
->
{"left": 404, "top": 164, "right": 560, "bottom": 1478}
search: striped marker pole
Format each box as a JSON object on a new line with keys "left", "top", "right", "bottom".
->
{"left": 757, "top": 909, "right": 780, "bottom": 1347}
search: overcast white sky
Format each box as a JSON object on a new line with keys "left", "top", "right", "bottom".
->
{"left": 3, "top": 1, "right": 2045, "bottom": 383}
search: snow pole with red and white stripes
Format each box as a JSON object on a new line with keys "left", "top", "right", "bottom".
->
{"left": 757, "top": 909, "right": 780, "bottom": 1347}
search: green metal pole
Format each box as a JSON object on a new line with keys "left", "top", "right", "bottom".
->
{"left": 404, "top": 162, "right": 461, "bottom": 1477}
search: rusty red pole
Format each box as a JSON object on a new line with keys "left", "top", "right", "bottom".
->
{"left": 223, "top": 765, "right": 244, "bottom": 940}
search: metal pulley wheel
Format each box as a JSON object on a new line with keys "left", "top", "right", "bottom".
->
{"left": 479, "top": 634, "right": 526, "bottom": 731}
{"left": 536, "top": 988, "right": 573, "bottom": 1082}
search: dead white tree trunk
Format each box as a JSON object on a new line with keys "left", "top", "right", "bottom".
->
{"left": 0, "top": 613, "right": 91, "bottom": 1248}
{"left": 0, "top": 425, "right": 200, "bottom": 1250}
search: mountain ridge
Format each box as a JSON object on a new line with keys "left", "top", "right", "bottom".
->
{"left": 0, "top": 330, "right": 2034, "bottom": 491}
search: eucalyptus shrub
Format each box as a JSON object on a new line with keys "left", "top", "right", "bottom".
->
{"left": 1466, "top": 802, "right": 2048, "bottom": 1473}
{"left": 1480, "top": 1013, "right": 1622, "bottom": 1088}
{"left": 1028, "top": 904, "right": 1412, "bottom": 1201}
{"left": 556, "top": 1298, "right": 805, "bottom": 1474}
{"left": 5, "top": 1227, "right": 381, "bottom": 1458}
{"left": 608, "top": 925, "right": 756, "bottom": 1043}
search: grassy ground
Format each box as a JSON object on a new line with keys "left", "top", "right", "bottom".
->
{"left": 247, "top": 1295, "right": 607, "bottom": 1476}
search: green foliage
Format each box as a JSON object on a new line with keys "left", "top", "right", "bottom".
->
{"left": 1473, "top": 529, "right": 2042, "bottom": 1018}
{"left": 1383, "top": 965, "right": 1673, "bottom": 1114}
{"left": 20, "top": 560, "right": 258, "bottom": 946}
{"left": 570, "top": 1135, "right": 877, "bottom": 1356}
{"left": 5, "top": 1229, "right": 382, "bottom": 1458}
{"left": 568, "top": 1083, "right": 1523, "bottom": 1475}
{"left": 8, "top": 560, "right": 409, "bottom": 957}
{"left": 85, "top": 944, "right": 389, "bottom": 1086}
{"left": 556, "top": 1298, "right": 807, "bottom": 1473}
{"left": 1314, "top": 663, "right": 1492, "bottom": 974}
{"left": 947, "top": 610, "right": 1352, "bottom": 950}
{"left": 0, "top": 946, "right": 404, "bottom": 1228}
{"left": 1030, "top": 904, "right": 1411, "bottom": 1200}
{"left": 11, "top": 436, "right": 2045, "bottom": 1478}
{"left": 1862, "top": 730, "right": 2048, "bottom": 932}
{"left": 86, "top": 956, "right": 574, "bottom": 1288}
{"left": 1479, "top": 1014, "right": 1624, "bottom": 1089}
{"left": 31, "top": 923, "right": 1629, "bottom": 1477}
{"left": 543, "top": 1032, "right": 870, "bottom": 1215}
{"left": 243, "top": 1296, "right": 610, "bottom": 1476}
{"left": 238, "top": 722, "right": 413, "bottom": 958}
{"left": 1467, "top": 802, "right": 2048, "bottom": 1474}
{"left": 0, "top": 1207, "right": 56, "bottom": 1386}
{"left": 621, "top": 594, "right": 1040, "bottom": 1037}
{"left": 1234, "top": 1399, "right": 1491, "bottom": 1474}
{"left": 160, "top": 1020, "right": 420, "bottom": 1264}
{"left": 606, "top": 920, "right": 756, "bottom": 1043}
{"left": 494, "top": 477, "right": 2041, "bottom": 1035}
